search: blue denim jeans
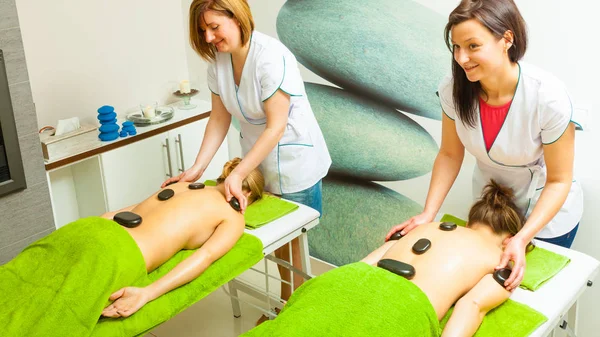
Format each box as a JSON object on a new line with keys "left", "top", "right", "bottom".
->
{"left": 281, "top": 180, "right": 323, "bottom": 216}
{"left": 535, "top": 223, "right": 579, "bottom": 249}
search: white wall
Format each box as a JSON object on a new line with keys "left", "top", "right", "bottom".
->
{"left": 16, "top": 0, "right": 191, "bottom": 128}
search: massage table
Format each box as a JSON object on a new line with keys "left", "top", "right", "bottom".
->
{"left": 512, "top": 240, "right": 599, "bottom": 337}
{"left": 225, "top": 201, "right": 321, "bottom": 318}
{"left": 226, "top": 225, "right": 598, "bottom": 337}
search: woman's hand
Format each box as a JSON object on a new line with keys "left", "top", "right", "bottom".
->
{"left": 161, "top": 165, "right": 204, "bottom": 188}
{"left": 496, "top": 236, "right": 527, "bottom": 291}
{"left": 101, "top": 287, "right": 151, "bottom": 318}
{"left": 225, "top": 171, "right": 248, "bottom": 214}
{"left": 385, "top": 212, "right": 435, "bottom": 241}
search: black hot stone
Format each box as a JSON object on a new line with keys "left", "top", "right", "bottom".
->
{"left": 389, "top": 231, "right": 404, "bottom": 241}
{"left": 377, "top": 259, "right": 416, "bottom": 280}
{"left": 188, "top": 182, "right": 205, "bottom": 190}
{"left": 158, "top": 189, "right": 175, "bottom": 201}
{"left": 412, "top": 238, "right": 431, "bottom": 254}
{"left": 229, "top": 197, "right": 241, "bottom": 212}
{"left": 439, "top": 222, "right": 458, "bottom": 231}
{"left": 493, "top": 268, "right": 512, "bottom": 286}
{"left": 113, "top": 211, "right": 142, "bottom": 228}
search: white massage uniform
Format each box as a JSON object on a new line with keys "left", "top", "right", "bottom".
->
{"left": 438, "top": 62, "right": 583, "bottom": 238}
{"left": 207, "top": 31, "right": 331, "bottom": 194}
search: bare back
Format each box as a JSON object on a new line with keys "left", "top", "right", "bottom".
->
{"left": 119, "top": 182, "right": 244, "bottom": 272}
{"left": 381, "top": 222, "right": 502, "bottom": 320}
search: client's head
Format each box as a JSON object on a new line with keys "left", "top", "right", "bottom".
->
{"left": 468, "top": 180, "right": 527, "bottom": 238}
{"left": 216, "top": 157, "right": 264, "bottom": 204}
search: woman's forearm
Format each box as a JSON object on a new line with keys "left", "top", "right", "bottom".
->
{"left": 517, "top": 179, "right": 572, "bottom": 242}
{"left": 193, "top": 109, "right": 231, "bottom": 170}
{"left": 423, "top": 150, "right": 464, "bottom": 218}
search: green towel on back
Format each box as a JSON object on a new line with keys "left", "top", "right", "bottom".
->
{"left": 440, "top": 299, "right": 547, "bottom": 336}
{"left": 204, "top": 180, "right": 299, "bottom": 229}
{"left": 243, "top": 262, "right": 441, "bottom": 337}
{"left": 0, "top": 217, "right": 263, "bottom": 337}
{"left": 440, "top": 214, "right": 570, "bottom": 291}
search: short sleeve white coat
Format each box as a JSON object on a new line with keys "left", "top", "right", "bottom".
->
{"left": 207, "top": 31, "right": 331, "bottom": 194}
{"left": 438, "top": 62, "right": 583, "bottom": 238}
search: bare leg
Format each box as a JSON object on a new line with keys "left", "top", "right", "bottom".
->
{"left": 274, "top": 239, "right": 304, "bottom": 302}
{"left": 361, "top": 241, "right": 396, "bottom": 266}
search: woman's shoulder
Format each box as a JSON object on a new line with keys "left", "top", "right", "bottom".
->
{"left": 519, "top": 61, "right": 567, "bottom": 92}
{"left": 251, "top": 31, "right": 296, "bottom": 64}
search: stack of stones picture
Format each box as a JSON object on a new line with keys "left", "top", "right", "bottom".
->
{"left": 277, "top": 0, "right": 449, "bottom": 265}
{"left": 97, "top": 105, "right": 119, "bottom": 141}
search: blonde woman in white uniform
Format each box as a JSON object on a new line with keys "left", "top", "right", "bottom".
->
{"left": 162, "top": 0, "right": 332, "bottom": 313}
{"left": 386, "top": 0, "right": 582, "bottom": 292}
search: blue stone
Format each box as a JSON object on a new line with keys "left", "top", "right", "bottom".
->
{"left": 97, "top": 105, "right": 115, "bottom": 114}
{"left": 121, "top": 125, "right": 136, "bottom": 132}
{"left": 122, "top": 121, "right": 134, "bottom": 127}
{"left": 98, "top": 131, "right": 119, "bottom": 141}
{"left": 119, "top": 131, "right": 128, "bottom": 137}
{"left": 306, "top": 82, "right": 437, "bottom": 181}
{"left": 99, "top": 119, "right": 117, "bottom": 125}
{"left": 97, "top": 112, "right": 117, "bottom": 121}
{"left": 277, "top": 0, "right": 449, "bottom": 120}
{"left": 99, "top": 123, "right": 119, "bottom": 133}
{"left": 308, "top": 175, "right": 423, "bottom": 266}
{"left": 128, "top": 130, "right": 137, "bottom": 136}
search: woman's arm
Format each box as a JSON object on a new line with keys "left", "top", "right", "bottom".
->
{"left": 225, "top": 90, "right": 290, "bottom": 210}
{"left": 499, "top": 123, "right": 575, "bottom": 289}
{"left": 386, "top": 113, "right": 465, "bottom": 238}
{"left": 441, "top": 274, "right": 511, "bottom": 337}
{"left": 102, "top": 216, "right": 245, "bottom": 318}
{"left": 162, "top": 93, "right": 232, "bottom": 187}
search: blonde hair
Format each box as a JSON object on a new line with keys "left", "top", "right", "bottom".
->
{"left": 189, "top": 0, "right": 254, "bottom": 61}
{"left": 216, "top": 157, "right": 264, "bottom": 204}
{"left": 468, "top": 180, "right": 534, "bottom": 251}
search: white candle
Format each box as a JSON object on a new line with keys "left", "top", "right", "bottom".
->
{"left": 179, "top": 80, "right": 191, "bottom": 94}
{"left": 143, "top": 105, "right": 156, "bottom": 118}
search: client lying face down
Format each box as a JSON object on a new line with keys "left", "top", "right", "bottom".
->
{"left": 362, "top": 179, "right": 533, "bottom": 336}
{"left": 98, "top": 157, "right": 264, "bottom": 318}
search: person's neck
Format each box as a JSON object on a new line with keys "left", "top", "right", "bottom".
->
{"left": 215, "top": 183, "right": 226, "bottom": 197}
{"left": 469, "top": 222, "right": 509, "bottom": 248}
{"left": 230, "top": 41, "right": 251, "bottom": 70}
{"left": 480, "top": 61, "right": 519, "bottom": 101}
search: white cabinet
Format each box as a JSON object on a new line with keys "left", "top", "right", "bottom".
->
{"left": 100, "top": 118, "right": 229, "bottom": 211}
{"left": 47, "top": 117, "right": 229, "bottom": 228}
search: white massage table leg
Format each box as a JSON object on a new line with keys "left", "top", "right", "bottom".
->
{"left": 298, "top": 231, "right": 312, "bottom": 276}
{"left": 566, "top": 300, "right": 579, "bottom": 336}
{"left": 228, "top": 282, "right": 242, "bottom": 318}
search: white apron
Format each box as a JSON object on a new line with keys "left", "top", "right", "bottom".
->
{"left": 438, "top": 62, "right": 583, "bottom": 238}
{"left": 207, "top": 31, "right": 331, "bottom": 194}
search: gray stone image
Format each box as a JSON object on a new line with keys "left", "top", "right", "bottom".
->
{"left": 278, "top": 0, "right": 449, "bottom": 120}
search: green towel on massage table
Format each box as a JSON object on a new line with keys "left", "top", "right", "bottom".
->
{"left": 204, "top": 180, "right": 299, "bottom": 229}
{"left": 244, "top": 195, "right": 299, "bottom": 229}
{"left": 243, "top": 262, "right": 547, "bottom": 337}
{"left": 0, "top": 217, "right": 263, "bottom": 337}
{"left": 243, "top": 262, "right": 441, "bottom": 337}
{"left": 440, "top": 214, "right": 571, "bottom": 291}
{"left": 439, "top": 299, "right": 547, "bottom": 337}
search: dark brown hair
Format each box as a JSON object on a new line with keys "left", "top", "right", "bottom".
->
{"left": 468, "top": 180, "right": 533, "bottom": 251}
{"left": 443, "top": 0, "right": 528, "bottom": 128}
{"left": 217, "top": 157, "right": 264, "bottom": 204}
{"left": 189, "top": 0, "right": 254, "bottom": 61}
